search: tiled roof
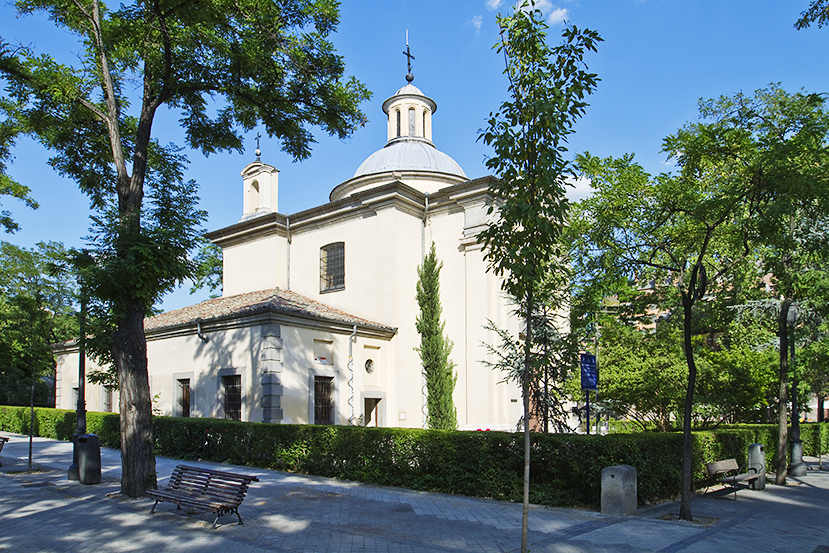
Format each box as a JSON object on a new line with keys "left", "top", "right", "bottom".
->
{"left": 145, "top": 288, "right": 395, "bottom": 334}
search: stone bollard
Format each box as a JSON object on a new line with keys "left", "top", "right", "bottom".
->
{"left": 748, "top": 443, "right": 766, "bottom": 490}
{"left": 601, "top": 465, "right": 637, "bottom": 516}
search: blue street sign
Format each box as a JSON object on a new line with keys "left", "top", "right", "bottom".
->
{"left": 580, "top": 353, "right": 598, "bottom": 391}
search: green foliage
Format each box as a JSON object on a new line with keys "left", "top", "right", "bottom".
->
{"left": 6, "top": 406, "right": 827, "bottom": 508}
{"left": 485, "top": 301, "right": 579, "bottom": 432}
{"left": 0, "top": 241, "right": 78, "bottom": 405}
{"left": 796, "top": 0, "right": 829, "bottom": 29}
{"left": 415, "top": 243, "right": 456, "bottom": 430}
{"left": 478, "top": 17, "right": 601, "bottom": 304}
{"left": 189, "top": 240, "right": 223, "bottom": 297}
{"left": 1, "top": 1, "right": 370, "bottom": 495}
{"left": 586, "top": 317, "right": 779, "bottom": 430}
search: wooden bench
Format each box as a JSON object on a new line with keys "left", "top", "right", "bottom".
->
{"left": 147, "top": 465, "right": 259, "bottom": 528}
{"left": 705, "top": 458, "right": 761, "bottom": 499}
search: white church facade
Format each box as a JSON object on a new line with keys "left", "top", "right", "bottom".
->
{"left": 54, "top": 77, "right": 525, "bottom": 431}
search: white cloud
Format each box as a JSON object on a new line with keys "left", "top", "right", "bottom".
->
{"left": 547, "top": 7, "right": 568, "bottom": 24}
{"left": 515, "top": 1, "right": 568, "bottom": 25}
{"left": 487, "top": 0, "right": 503, "bottom": 9}
{"left": 565, "top": 176, "right": 593, "bottom": 202}
{"left": 471, "top": 15, "right": 484, "bottom": 32}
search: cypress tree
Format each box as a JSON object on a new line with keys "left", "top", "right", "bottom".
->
{"left": 416, "top": 243, "right": 457, "bottom": 430}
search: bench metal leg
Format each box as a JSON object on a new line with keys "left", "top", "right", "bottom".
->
{"left": 150, "top": 500, "right": 159, "bottom": 514}
{"left": 235, "top": 508, "right": 244, "bottom": 526}
{"left": 212, "top": 513, "right": 221, "bottom": 529}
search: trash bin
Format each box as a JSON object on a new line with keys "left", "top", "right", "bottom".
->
{"left": 77, "top": 434, "right": 101, "bottom": 485}
{"left": 748, "top": 443, "right": 765, "bottom": 490}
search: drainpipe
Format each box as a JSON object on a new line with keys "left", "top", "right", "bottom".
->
{"left": 286, "top": 216, "right": 291, "bottom": 290}
{"left": 196, "top": 318, "right": 209, "bottom": 342}
{"left": 421, "top": 194, "right": 429, "bottom": 428}
{"left": 348, "top": 324, "right": 357, "bottom": 425}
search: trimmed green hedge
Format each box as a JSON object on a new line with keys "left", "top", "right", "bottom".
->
{"left": 2, "top": 406, "right": 826, "bottom": 508}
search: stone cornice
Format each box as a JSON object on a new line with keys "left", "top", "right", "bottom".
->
{"left": 206, "top": 177, "right": 498, "bottom": 247}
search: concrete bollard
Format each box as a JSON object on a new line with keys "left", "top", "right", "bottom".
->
{"left": 601, "top": 465, "right": 637, "bottom": 516}
{"left": 748, "top": 443, "right": 766, "bottom": 490}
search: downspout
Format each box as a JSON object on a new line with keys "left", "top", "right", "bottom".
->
{"left": 348, "top": 324, "right": 357, "bottom": 425}
{"left": 421, "top": 194, "right": 430, "bottom": 428}
{"left": 286, "top": 216, "right": 291, "bottom": 290}
{"left": 196, "top": 319, "right": 209, "bottom": 342}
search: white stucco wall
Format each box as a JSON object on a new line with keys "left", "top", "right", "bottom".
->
{"left": 223, "top": 233, "right": 288, "bottom": 296}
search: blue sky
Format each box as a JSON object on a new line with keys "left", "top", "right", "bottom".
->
{"left": 1, "top": 0, "right": 827, "bottom": 312}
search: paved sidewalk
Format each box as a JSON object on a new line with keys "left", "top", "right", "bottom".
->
{"left": 1, "top": 434, "right": 828, "bottom": 552}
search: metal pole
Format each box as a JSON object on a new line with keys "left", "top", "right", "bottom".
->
{"left": 586, "top": 390, "right": 590, "bottom": 435}
{"left": 788, "top": 306, "right": 805, "bottom": 476}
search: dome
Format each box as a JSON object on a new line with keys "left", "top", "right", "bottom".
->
{"left": 353, "top": 139, "right": 466, "bottom": 178}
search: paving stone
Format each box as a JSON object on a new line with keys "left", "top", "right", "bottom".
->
{"left": 1, "top": 435, "right": 828, "bottom": 553}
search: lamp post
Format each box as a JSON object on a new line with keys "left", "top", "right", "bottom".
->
{"left": 788, "top": 304, "right": 806, "bottom": 476}
{"left": 67, "top": 250, "right": 91, "bottom": 481}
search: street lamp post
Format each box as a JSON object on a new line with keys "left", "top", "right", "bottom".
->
{"left": 788, "top": 304, "right": 806, "bottom": 477}
{"left": 67, "top": 253, "right": 90, "bottom": 481}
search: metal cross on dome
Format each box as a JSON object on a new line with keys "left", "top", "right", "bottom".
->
{"left": 255, "top": 132, "right": 262, "bottom": 161}
{"left": 403, "top": 30, "right": 415, "bottom": 83}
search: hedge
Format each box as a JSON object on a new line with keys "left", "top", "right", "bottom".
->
{"left": 2, "top": 406, "right": 827, "bottom": 508}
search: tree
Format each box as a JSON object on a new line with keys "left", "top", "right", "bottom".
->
{"left": 0, "top": 241, "right": 77, "bottom": 405}
{"left": 572, "top": 147, "right": 753, "bottom": 520}
{"left": 0, "top": 0, "right": 369, "bottom": 497}
{"left": 415, "top": 243, "right": 457, "bottom": 430}
{"left": 0, "top": 106, "right": 38, "bottom": 233}
{"left": 485, "top": 295, "right": 578, "bottom": 433}
{"left": 572, "top": 85, "right": 829, "bottom": 518}
{"left": 796, "top": 1, "right": 829, "bottom": 29}
{"left": 478, "top": 4, "right": 601, "bottom": 549}
{"left": 721, "top": 87, "right": 829, "bottom": 483}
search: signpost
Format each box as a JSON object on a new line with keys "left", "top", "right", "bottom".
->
{"left": 580, "top": 353, "right": 598, "bottom": 434}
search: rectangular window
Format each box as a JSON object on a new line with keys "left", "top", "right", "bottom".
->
{"left": 222, "top": 375, "right": 242, "bottom": 420}
{"left": 314, "top": 376, "right": 334, "bottom": 425}
{"left": 177, "top": 379, "right": 191, "bottom": 418}
{"left": 72, "top": 387, "right": 79, "bottom": 409}
{"left": 396, "top": 109, "right": 401, "bottom": 137}
{"left": 320, "top": 242, "right": 345, "bottom": 292}
{"left": 408, "top": 107, "right": 416, "bottom": 136}
{"left": 103, "top": 388, "right": 113, "bottom": 412}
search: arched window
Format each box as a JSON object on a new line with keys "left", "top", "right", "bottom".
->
{"left": 422, "top": 111, "right": 427, "bottom": 138}
{"left": 409, "top": 107, "right": 416, "bottom": 136}
{"left": 320, "top": 242, "right": 345, "bottom": 292}
{"left": 396, "top": 109, "right": 401, "bottom": 137}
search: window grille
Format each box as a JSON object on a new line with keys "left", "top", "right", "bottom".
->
{"left": 222, "top": 375, "right": 242, "bottom": 420}
{"left": 178, "top": 379, "right": 190, "bottom": 418}
{"left": 320, "top": 242, "right": 345, "bottom": 292}
{"left": 103, "top": 389, "right": 113, "bottom": 412}
{"left": 314, "top": 376, "right": 334, "bottom": 425}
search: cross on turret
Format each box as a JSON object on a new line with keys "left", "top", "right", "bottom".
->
{"left": 403, "top": 30, "right": 415, "bottom": 83}
{"left": 255, "top": 132, "right": 262, "bottom": 161}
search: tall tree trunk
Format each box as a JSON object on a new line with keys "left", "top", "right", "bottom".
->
{"left": 679, "top": 297, "right": 696, "bottom": 521}
{"left": 114, "top": 300, "right": 156, "bottom": 497}
{"left": 776, "top": 298, "right": 791, "bottom": 485}
{"left": 521, "top": 289, "right": 533, "bottom": 553}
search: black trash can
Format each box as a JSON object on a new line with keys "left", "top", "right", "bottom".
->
{"left": 77, "top": 434, "right": 101, "bottom": 485}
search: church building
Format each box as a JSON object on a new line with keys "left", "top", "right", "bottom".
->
{"left": 53, "top": 71, "right": 524, "bottom": 431}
